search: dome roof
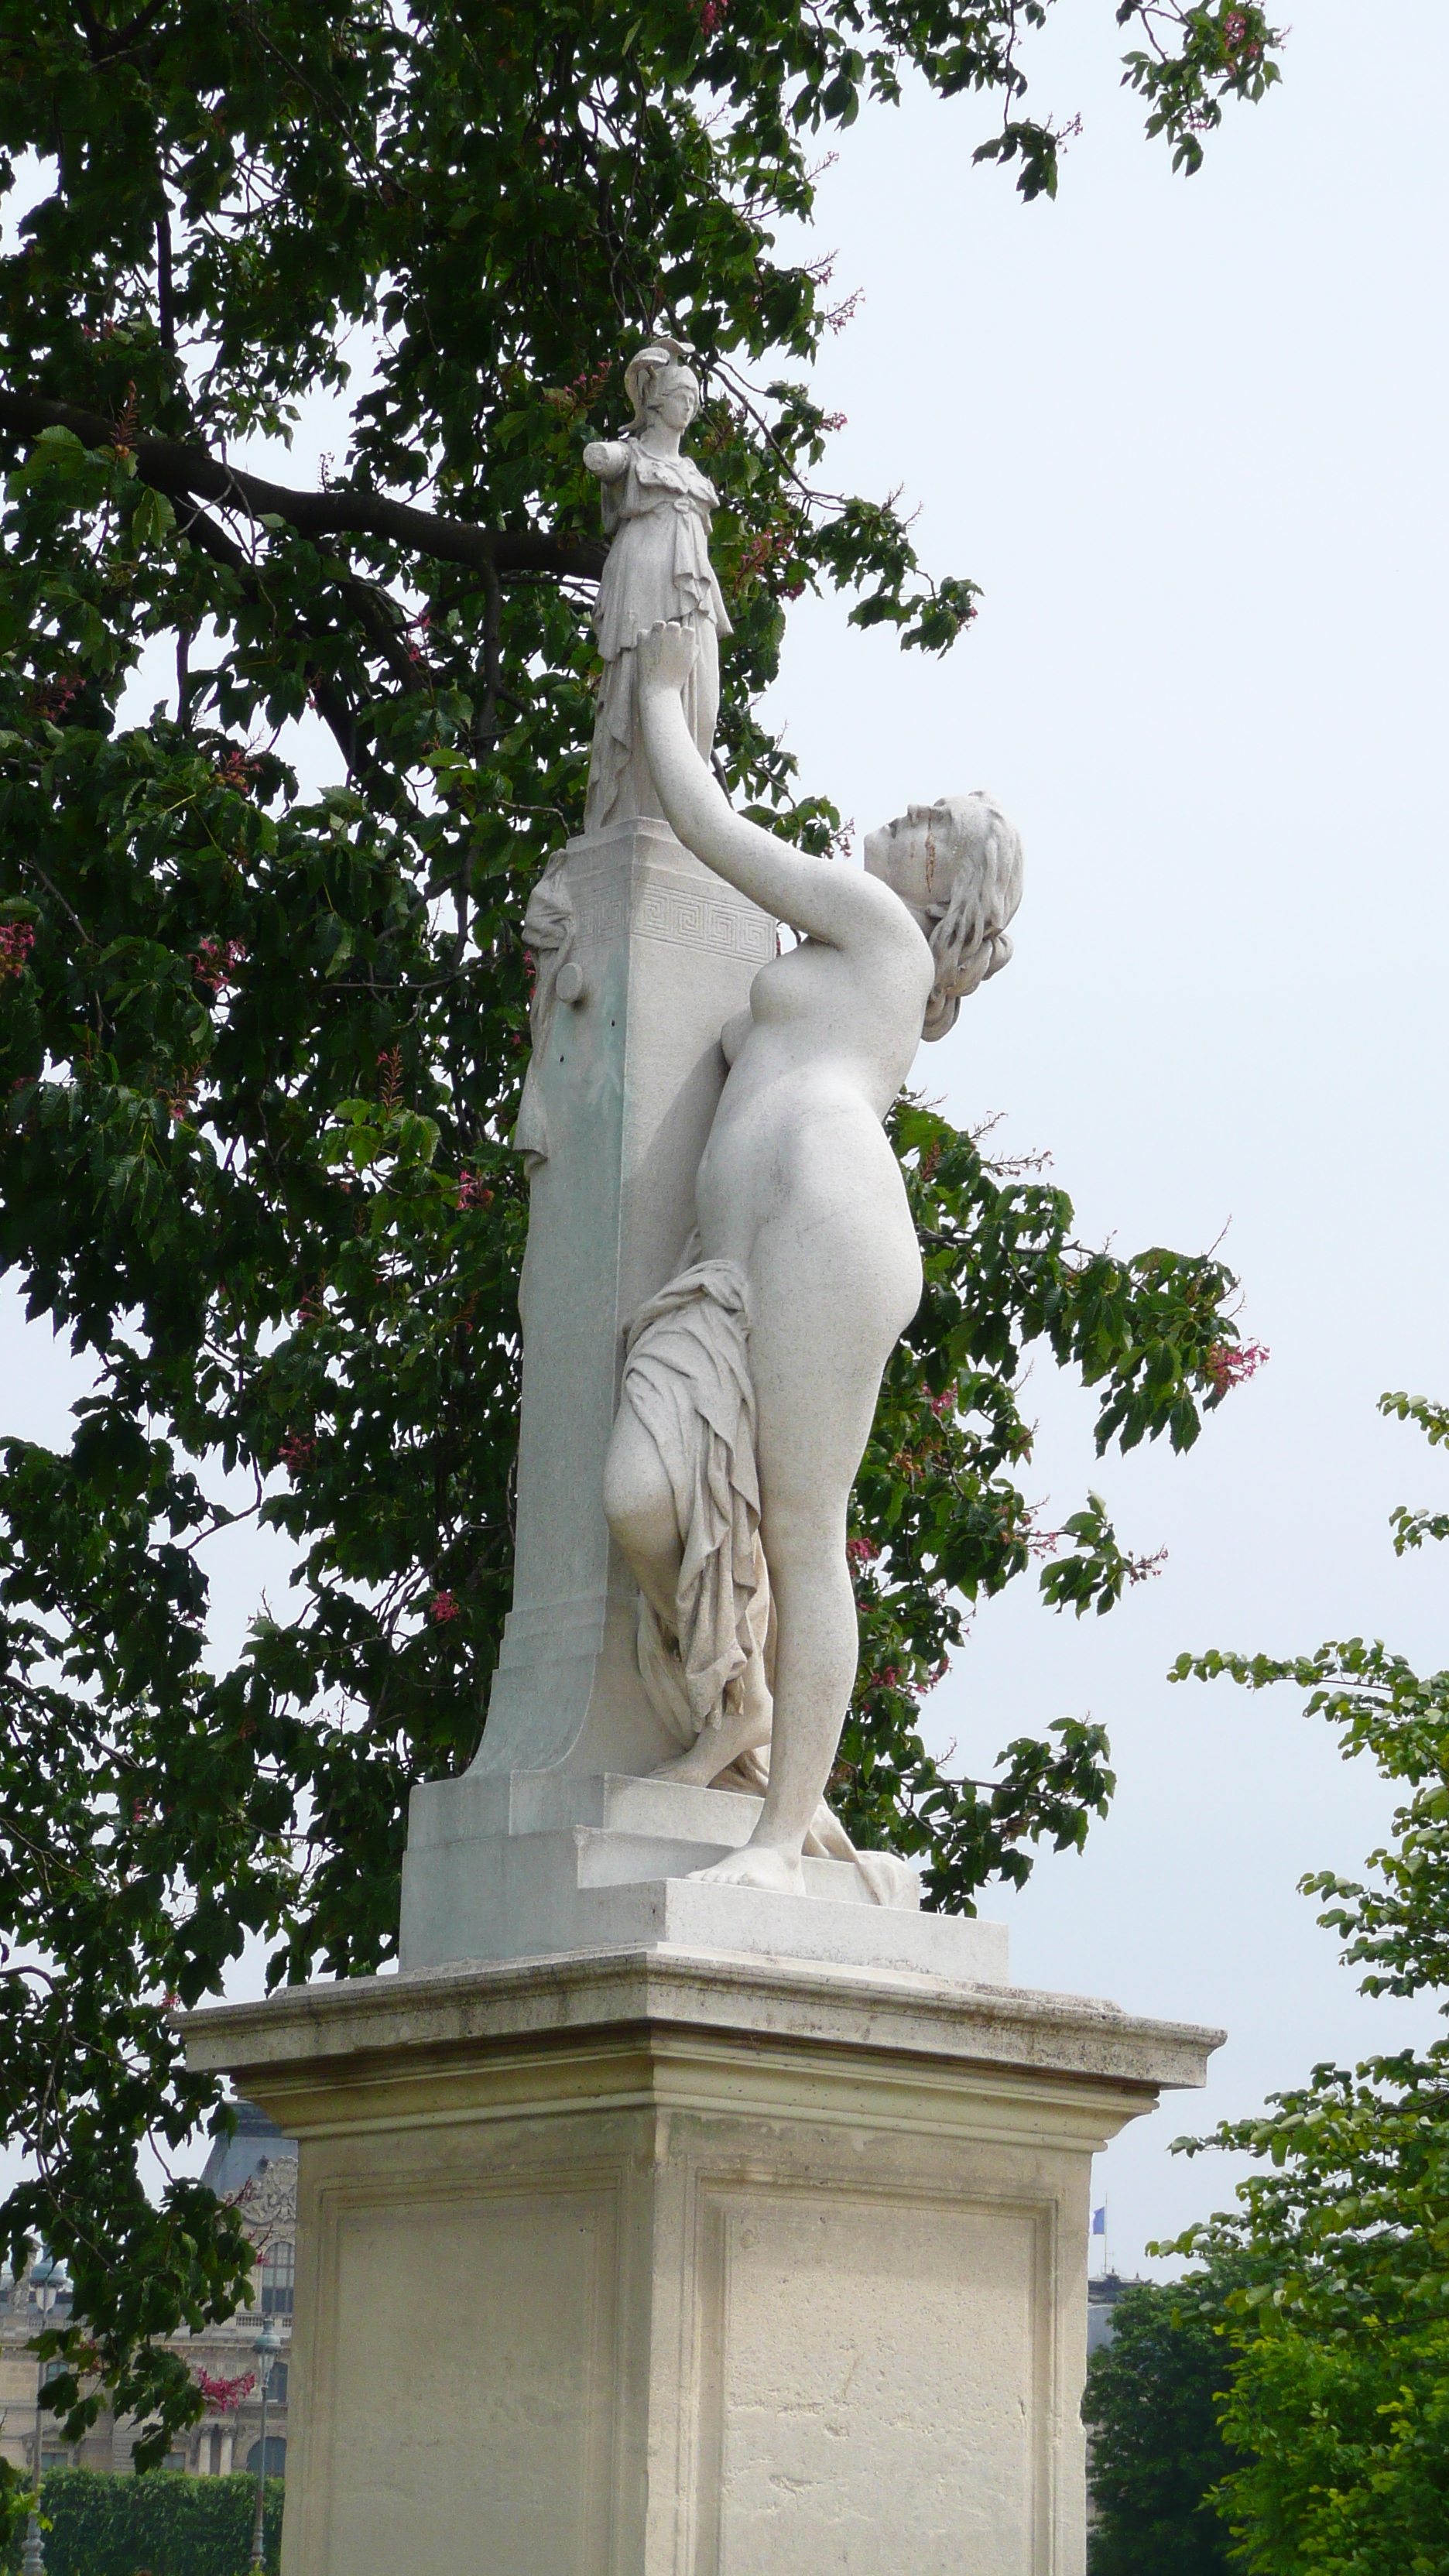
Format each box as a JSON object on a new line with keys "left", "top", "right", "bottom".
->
{"left": 200, "top": 2098, "right": 298, "bottom": 2199}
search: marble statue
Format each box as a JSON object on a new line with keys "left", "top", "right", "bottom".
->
{"left": 582, "top": 338, "right": 731, "bottom": 833}
{"left": 235, "top": 352, "right": 1197, "bottom": 2575}
{"left": 604, "top": 615, "right": 1023, "bottom": 1898}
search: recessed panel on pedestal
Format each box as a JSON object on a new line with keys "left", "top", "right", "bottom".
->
{"left": 693, "top": 2186, "right": 1049, "bottom": 2576}
{"left": 311, "top": 2174, "right": 620, "bottom": 2576}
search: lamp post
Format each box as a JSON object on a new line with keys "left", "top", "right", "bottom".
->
{"left": 21, "top": 2256, "right": 67, "bottom": 2576}
{"left": 248, "top": 2322, "right": 281, "bottom": 2574}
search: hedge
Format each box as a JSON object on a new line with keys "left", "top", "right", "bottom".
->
{"left": 3, "top": 2470, "right": 283, "bottom": 2576}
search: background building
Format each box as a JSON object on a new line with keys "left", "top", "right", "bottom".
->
{"left": 0, "top": 2102, "right": 293, "bottom": 2479}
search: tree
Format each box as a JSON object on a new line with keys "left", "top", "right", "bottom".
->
{"left": 0, "top": 0, "right": 1281, "bottom": 2504}
{"left": 1165, "top": 1392, "right": 1449, "bottom": 2574}
{"left": 1082, "top": 2275, "right": 1242, "bottom": 2576}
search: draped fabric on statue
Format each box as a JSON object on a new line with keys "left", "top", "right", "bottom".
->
{"left": 512, "top": 862, "right": 576, "bottom": 1169}
{"left": 585, "top": 445, "right": 732, "bottom": 832}
{"left": 618, "top": 1250, "right": 920, "bottom": 1908}
{"left": 619, "top": 1254, "right": 769, "bottom": 1745}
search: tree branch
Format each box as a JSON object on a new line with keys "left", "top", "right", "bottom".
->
{"left": 155, "top": 208, "right": 174, "bottom": 356}
{"left": 0, "top": 391, "right": 607, "bottom": 581}
{"left": 170, "top": 496, "right": 366, "bottom": 779}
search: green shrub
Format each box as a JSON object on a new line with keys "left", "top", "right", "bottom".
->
{"left": 1084, "top": 2278, "right": 1238, "bottom": 2575}
{"left": 2, "top": 2469, "right": 283, "bottom": 2576}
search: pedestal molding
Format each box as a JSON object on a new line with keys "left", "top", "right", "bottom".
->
{"left": 184, "top": 1946, "right": 1222, "bottom": 2576}
{"left": 186, "top": 1943, "right": 1222, "bottom": 2098}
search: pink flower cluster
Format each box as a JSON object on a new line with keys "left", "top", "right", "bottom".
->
{"left": 192, "top": 937, "right": 247, "bottom": 996}
{"left": 457, "top": 1172, "right": 493, "bottom": 1208}
{"left": 568, "top": 358, "right": 613, "bottom": 405}
{"left": 278, "top": 1430, "right": 316, "bottom": 1473}
{"left": 35, "top": 673, "right": 83, "bottom": 718}
{"left": 1204, "top": 1339, "right": 1269, "bottom": 1395}
{"left": 430, "top": 1590, "right": 462, "bottom": 1625}
{"left": 195, "top": 2369, "right": 255, "bottom": 2412}
{"left": 0, "top": 923, "right": 36, "bottom": 981}
{"left": 216, "top": 746, "right": 261, "bottom": 792}
{"left": 845, "top": 1536, "right": 879, "bottom": 1568}
{"left": 1221, "top": 10, "right": 1262, "bottom": 66}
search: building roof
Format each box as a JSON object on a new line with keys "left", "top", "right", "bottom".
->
{"left": 200, "top": 2099, "right": 297, "bottom": 2200}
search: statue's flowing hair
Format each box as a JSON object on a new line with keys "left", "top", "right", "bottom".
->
{"left": 913, "top": 793, "right": 1024, "bottom": 1040}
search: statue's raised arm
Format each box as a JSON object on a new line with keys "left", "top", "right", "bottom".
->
{"left": 604, "top": 615, "right": 1025, "bottom": 1899}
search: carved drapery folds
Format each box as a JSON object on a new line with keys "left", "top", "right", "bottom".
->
{"left": 513, "top": 862, "right": 577, "bottom": 1169}
{"left": 620, "top": 1255, "right": 772, "bottom": 1745}
{"left": 618, "top": 1251, "right": 918, "bottom": 1907}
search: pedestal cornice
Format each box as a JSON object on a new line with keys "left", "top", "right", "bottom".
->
{"left": 185, "top": 1945, "right": 1221, "bottom": 2130}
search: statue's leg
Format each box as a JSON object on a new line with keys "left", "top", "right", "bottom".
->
{"left": 649, "top": 1697, "right": 770, "bottom": 1785}
{"left": 692, "top": 1175, "right": 922, "bottom": 1893}
{"left": 602, "top": 1400, "right": 680, "bottom": 1627}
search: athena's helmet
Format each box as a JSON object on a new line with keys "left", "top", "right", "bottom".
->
{"left": 623, "top": 336, "right": 701, "bottom": 433}
{"left": 865, "top": 793, "right": 1023, "bottom": 1040}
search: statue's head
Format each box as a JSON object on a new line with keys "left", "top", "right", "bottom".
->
{"left": 625, "top": 338, "right": 701, "bottom": 436}
{"left": 864, "top": 793, "right": 1023, "bottom": 1040}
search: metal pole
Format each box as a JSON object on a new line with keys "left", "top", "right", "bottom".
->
{"left": 248, "top": 2322, "right": 279, "bottom": 2574}
{"left": 248, "top": 2372, "right": 269, "bottom": 2572}
{"left": 21, "top": 2266, "right": 59, "bottom": 2576}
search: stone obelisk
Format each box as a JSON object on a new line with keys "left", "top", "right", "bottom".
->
{"left": 476, "top": 814, "right": 772, "bottom": 1782}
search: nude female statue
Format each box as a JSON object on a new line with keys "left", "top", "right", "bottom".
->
{"left": 581, "top": 340, "right": 731, "bottom": 832}
{"left": 603, "top": 615, "right": 1023, "bottom": 1896}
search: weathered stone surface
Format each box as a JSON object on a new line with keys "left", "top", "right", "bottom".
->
{"left": 400, "top": 1766, "right": 1013, "bottom": 1979}
{"left": 187, "top": 1951, "right": 1221, "bottom": 2576}
{"left": 475, "top": 816, "right": 772, "bottom": 1786}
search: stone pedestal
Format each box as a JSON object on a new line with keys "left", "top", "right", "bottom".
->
{"left": 187, "top": 1948, "right": 1221, "bottom": 2576}
{"left": 401, "top": 1768, "right": 1009, "bottom": 1982}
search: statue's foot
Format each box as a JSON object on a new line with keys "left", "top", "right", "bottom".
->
{"left": 689, "top": 1843, "right": 806, "bottom": 1898}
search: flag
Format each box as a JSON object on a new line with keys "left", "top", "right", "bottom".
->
{"left": 1091, "top": 2206, "right": 1106, "bottom": 2235}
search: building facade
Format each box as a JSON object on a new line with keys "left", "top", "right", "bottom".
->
{"left": 0, "top": 2101, "right": 294, "bottom": 2481}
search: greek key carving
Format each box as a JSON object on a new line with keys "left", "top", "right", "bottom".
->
{"left": 571, "top": 870, "right": 771, "bottom": 962}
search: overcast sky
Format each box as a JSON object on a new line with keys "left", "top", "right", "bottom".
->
{"left": 766, "top": 0, "right": 1449, "bottom": 2269}
{"left": 3, "top": 0, "right": 1447, "bottom": 2271}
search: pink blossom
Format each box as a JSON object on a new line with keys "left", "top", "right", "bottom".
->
{"left": 192, "top": 937, "right": 248, "bottom": 997}
{"left": 216, "top": 746, "right": 261, "bottom": 793}
{"left": 430, "top": 1590, "right": 462, "bottom": 1625}
{"left": 196, "top": 2369, "right": 255, "bottom": 2411}
{"left": 35, "top": 674, "right": 83, "bottom": 718}
{"left": 1204, "top": 1339, "right": 1269, "bottom": 1395}
{"left": 0, "top": 923, "right": 35, "bottom": 981}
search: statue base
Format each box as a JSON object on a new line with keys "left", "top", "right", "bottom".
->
{"left": 186, "top": 1945, "right": 1220, "bottom": 2576}
{"left": 399, "top": 1768, "right": 1009, "bottom": 1982}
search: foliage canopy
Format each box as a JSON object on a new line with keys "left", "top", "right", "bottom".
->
{"left": 1165, "top": 1393, "right": 1449, "bottom": 2575}
{"left": 1082, "top": 2275, "right": 1241, "bottom": 2576}
{"left": 0, "top": 0, "right": 1279, "bottom": 2492}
